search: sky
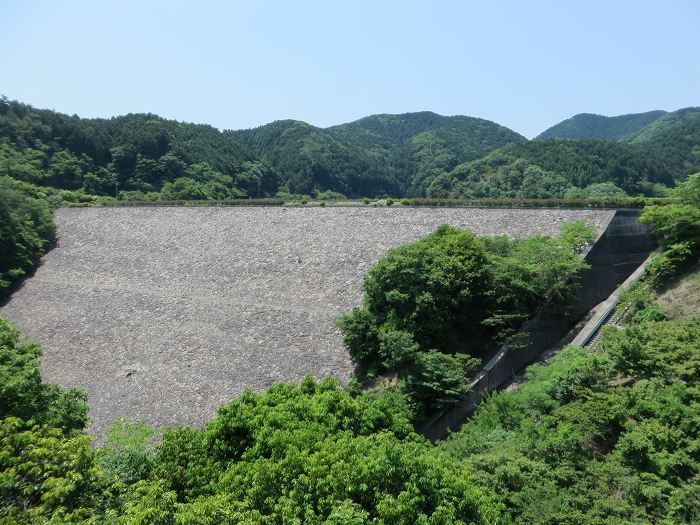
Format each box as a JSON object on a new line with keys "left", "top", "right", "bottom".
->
{"left": 2, "top": 0, "right": 699, "bottom": 138}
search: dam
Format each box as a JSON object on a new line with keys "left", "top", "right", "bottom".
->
{"left": 1, "top": 206, "right": 623, "bottom": 434}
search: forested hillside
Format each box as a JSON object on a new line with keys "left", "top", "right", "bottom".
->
{"left": 229, "top": 119, "right": 396, "bottom": 197}
{"left": 0, "top": 177, "right": 55, "bottom": 293}
{"left": 537, "top": 110, "right": 667, "bottom": 140}
{"left": 623, "top": 107, "right": 700, "bottom": 144}
{"left": 538, "top": 107, "right": 700, "bottom": 147}
{"left": 1, "top": 96, "right": 699, "bottom": 201}
{"left": 329, "top": 112, "right": 527, "bottom": 195}
{"left": 231, "top": 112, "right": 526, "bottom": 196}
{"left": 0, "top": 97, "right": 280, "bottom": 201}
{"left": 430, "top": 114, "right": 700, "bottom": 199}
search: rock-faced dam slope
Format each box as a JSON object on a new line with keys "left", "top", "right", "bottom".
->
{"left": 0, "top": 207, "right": 615, "bottom": 434}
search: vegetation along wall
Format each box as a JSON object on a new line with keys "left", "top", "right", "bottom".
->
{"left": 418, "top": 209, "right": 657, "bottom": 440}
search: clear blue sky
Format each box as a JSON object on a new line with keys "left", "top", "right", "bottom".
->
{"left": 2, "top": 0, "right": 699, "bottom": 138}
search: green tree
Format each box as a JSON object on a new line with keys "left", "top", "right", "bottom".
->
{"left": 0, "top": 418, "right": 101, "bottom": 524}
{"left": 0, "top": 177, "right": 55, "bottom": 292}
{"left": 0, "top": 318, "right": 88, "bottom": 432}
{"left": 672, "top": 171, "right": 700, "bottom": 206}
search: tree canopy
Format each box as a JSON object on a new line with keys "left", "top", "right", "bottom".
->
{"left": 339, "top": 221, "right": 595, "bottom": 416}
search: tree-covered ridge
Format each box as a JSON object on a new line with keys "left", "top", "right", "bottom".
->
{"left": 330, "top": 112, "right": 527, "bottom": 195}
{"left": 428, "top": 132, "right": 700, "bottom": 199}
{"left": 0, "top": 98, "right": 529, "bottom": 199}
{"left": 536, "top": 110, "right": 667, "bottom": 141}
{"left": 537, "top": 106, "right": 700, "bottom": 152}
{"left": 498, "top": 139, "right": 680, "bottom": 194}
{"left": 0, "top": 97, "right": 279, "bottom": 200}
{"left": 623, "top": 107, "right": 700, "bottom": 144}
{"left": 231, "top": 119, "right": 396, "bottom": 197}
{"left": 233, "top": 112, "right": 526, "bottom": 197}
{"left": 2, "top": 96, "right": 699, "bottom": 201}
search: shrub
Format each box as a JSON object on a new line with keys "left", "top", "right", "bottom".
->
{"left": 400, "top": 197, "right": 411, "bottom": 206}
{"left": 315, "top": 190, "right": 346, "bottom": 200}
{"left": 0, "top": 318, "right": 88, "bottom": 433}
{"left": 672, "top": 171, "right": 700, "bottom": 207}
{"left": 97, "top": 419, "right": 159, "bottom": 485}
{"left": 378, "top": 328, "right": 419, "bottom": 369}
{"left": 641, "top": 204, "right": 700, "bottom": 252}
{"left": 0, "top": 418, "right": 101, "bottom": 523}
{"left": 402, "top": 351, "right": 480, "bottom": 415}
{"left": 359, "top": 226, "right": 488, "bottom": 356}
{"left": 385, "top": 197, "right": 394, "bottom": 206}
{"left": 337, "top": 307, "right": 380, "bottom": 367}
{"left": 0, "top": 177, "right": 56, "bottom": 292}
{"left": 362, "top": 197, "right": 370, "bottom": 205}
{"left": 632, "top": 302, "right": 668, "bottom": 323}
{"left": 644, "top": 243, "right": 692, "bottom": 286}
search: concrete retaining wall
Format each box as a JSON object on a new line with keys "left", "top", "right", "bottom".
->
{"left": 417, "top": 209, "right": 657, "bottom": 441}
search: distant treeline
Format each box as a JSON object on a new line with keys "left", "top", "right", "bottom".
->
{"left": 2, "top": 97, "right": 699, "bottom": 203}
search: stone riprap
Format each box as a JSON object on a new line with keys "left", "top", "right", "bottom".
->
{"left": 0, "top": 206, "right": 614, "bottom": 435}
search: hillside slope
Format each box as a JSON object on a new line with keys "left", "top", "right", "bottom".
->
{"left": 230, "top": 120, "right": 395, "bottom": 196}
{"left": 444, "top": 107, "right": 700, "bottom": 199}
{"left": 623, "top": 106, "right": 700, "bottom": 144}
{"left": 0, "top": 99, "right": 525, "bottom": 198}
{"left": 233, "top": 112, "right": 526, "bottom": 196}
{"left": 1, "top": 97, "right": 699, "bottom": 200}
{"left": 0, "top": 98, "right": 281, "bottom": 199}
{"left": 329, "top": 112, "right": 527, "bottom": 195}
{"left": 536, "top": 110, "right": 667, "bottom": 141}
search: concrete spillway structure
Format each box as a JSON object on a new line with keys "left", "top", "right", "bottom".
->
{"left": 1, "top": 206, "right": 642, "bottom": 435}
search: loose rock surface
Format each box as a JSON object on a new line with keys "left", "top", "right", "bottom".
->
{"left": 0, "top": 206, "right": 614, "bottom": 435}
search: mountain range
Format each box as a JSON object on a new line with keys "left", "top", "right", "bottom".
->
{"left": 1, "top": 96, "right": 698, "bottom": 200}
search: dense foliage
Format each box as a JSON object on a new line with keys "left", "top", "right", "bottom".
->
{"left": 0, "top": 97, "right": 279, "bottom": 201}
{"left": 0, "top": 327, "right": 502, "bottom": 523}
{"left": 328, "top": 112, "right": 528, "bottom": 197}
{"left": 0, "top": 318, "right": 88, "bottom": 432}
{"left": 624, "top": 107, "right": 700, "bottom": 144}
{"left": 0, "top": 176, "right": 55, "bottom": 292}
{"left": 429, "top": 139, "right": 686, "bottom": 199}
{"left": 5, "top": 97, "right": 698, "bottom": 201}
{"left": 640, "top": 173, "right": 700, "bottom": 283}
{"left": 440, "top": 190, "right": 700, "bottom": 524}
{"left": 232, "top": 120, "right": 395, "bottom": 197}
{"left": 441, "top": 307, "right": 700, "bottom": 524}
{"left": 432, "top": 107, "right": 700, "bottom": 199}
{"left": 537, "top": 110, "right": 667, "bottom": 141}
{"left": 339, "top": 221, "right": 594, "bottom": 415}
